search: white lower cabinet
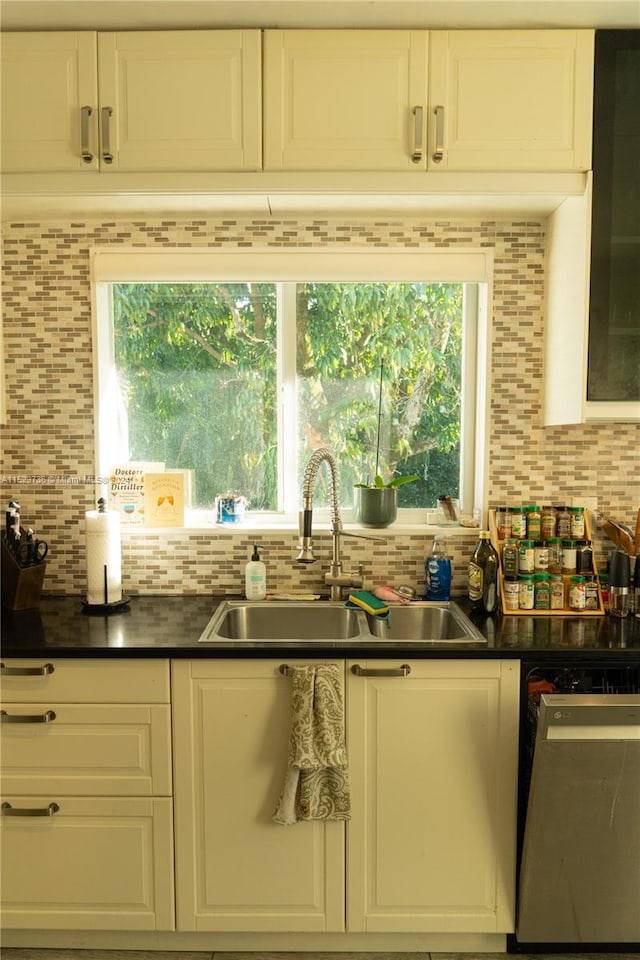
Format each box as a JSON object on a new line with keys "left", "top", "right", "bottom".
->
{"left": 1, "top": 656, "right": 518, "bottom": 937}
{"left": 0, "top": 796, "right": 174, "bottom": 930}
{"left": 0, "top": 659, "right": 174, "bottom": 931}
{"left": 171, "top": 659, "right": 345, "bottom": 932}
{"left": 346, "top": 657, "right": 519, "bottom": 933}
{"left": 172, "top": 656, "right": 519, "bottom": 935}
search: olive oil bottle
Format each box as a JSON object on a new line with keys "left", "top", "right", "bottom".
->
{"left": 468, "top": 531, "right": 500, "bottom": 613}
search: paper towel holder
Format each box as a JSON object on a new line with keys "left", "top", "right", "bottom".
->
{"left": 82, "top": 561, "right": 131, "bottom": 615}
{"left": 83, "top": 498, "right": 131, "bottom": 615}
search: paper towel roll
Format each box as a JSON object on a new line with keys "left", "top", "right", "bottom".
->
{"left": 85, "top": 509, "right": 122, "bottom": 605}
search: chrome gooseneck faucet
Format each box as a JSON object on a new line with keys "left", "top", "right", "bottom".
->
{"left": 297, "top": 447, "right": 385, "bottom": 601}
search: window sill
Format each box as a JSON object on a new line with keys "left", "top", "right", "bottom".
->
{"left": 121, "top": 518, "right": 480, "bottom": 538}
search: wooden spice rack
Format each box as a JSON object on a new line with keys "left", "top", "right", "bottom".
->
{"left": 488, "top": 509, "right": 605, "bottom": 616}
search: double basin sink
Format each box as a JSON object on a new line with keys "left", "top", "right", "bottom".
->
{"left": 198, "top": 599, "right": 486, "bottom": 646}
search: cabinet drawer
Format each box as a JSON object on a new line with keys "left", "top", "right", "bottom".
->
{"left": 0, "top": 659, "right": 170, "bottom": 703}
{"left": 0, "top": 795, "right": 174, "bottom": 930}
{"left": 1, "top": 703, "right": 171, "bottom": 795}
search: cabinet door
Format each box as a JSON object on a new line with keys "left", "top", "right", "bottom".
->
{"left": 97, "top": 31, "right": 262, "bottom": 171}
{"left": 0, "top": 32, "right": 98, "bottom": 172}
{"left": 1, "top": 703, "right": 172, "bottom": 796}
{"left": 0, "top": 658, "right": 170, "bottom": 703}
{"left": 428, "top": 30, "right": 594, "bottom": 171}
{"left": 346, "top": 658, "right": 519, "bottom": 933}
{"left": 172, "top": 659, "right": 345, "bottom": 932}
{"left": 0, "top": 796, "right": 174, "bottom": 930}
{"left": 264, "top": 30, "right": 429, "bottom": 170}
{"left": 587, "top": 30, "right": 640, "bottom": 406}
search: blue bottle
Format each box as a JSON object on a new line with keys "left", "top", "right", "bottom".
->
{"left": 425, "top": 537, "right": 452, "bottom": 601}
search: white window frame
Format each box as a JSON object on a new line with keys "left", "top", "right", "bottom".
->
{"left": 91, "top": 247, "right": 493, "bottom": 532}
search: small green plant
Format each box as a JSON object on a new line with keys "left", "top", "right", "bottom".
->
{"left": 354, "top": 474, "right": 418, "bottom": 489}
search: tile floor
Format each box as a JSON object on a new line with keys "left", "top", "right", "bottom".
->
{"left": 2, "top": 950, "right": 640, "bottom": 960}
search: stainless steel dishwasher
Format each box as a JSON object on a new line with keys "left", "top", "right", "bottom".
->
{"left": 517, "top": 689, "right": 640, "bottom": 946}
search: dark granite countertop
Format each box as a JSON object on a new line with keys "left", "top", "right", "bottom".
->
{"left": 2, "top": 595, "right": 639, "bottom": 662}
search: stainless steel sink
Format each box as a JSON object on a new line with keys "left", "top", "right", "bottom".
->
{"left": 198, "top": 600, "right": 369, "bottom": 642}
{"left": 365, "top": 601, "right": 486, "bottom": 643}
{"left": 198, "top": 599, "right": 485, "bottom": 645}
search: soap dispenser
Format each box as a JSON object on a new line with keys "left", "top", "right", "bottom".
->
{"left": 245, "top": 544, "right": 267, "bottom": 600}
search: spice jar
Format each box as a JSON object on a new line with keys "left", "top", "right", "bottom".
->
{"left": 502, "top": 538, "right": 519, "bottom": 578}
{"left": 547, "top": 537, "right": 563, "bottom": 574}
{"left": 584, "top": 576, "right": 599, "bottom": 610}
{"left": 550, "top": 574, "right": 565, "bottom": 609}
{"left": 568, "top": 575, "right": 586, "bottom": 611}
{"left": 524, "top": 505, "right": 541, "bottom": 540}
{"left": 519, "top": 574, "right": 535, "bottom": 610}
{"left": 575, "top": 540, "right": 593, "bottom": 574}
{"left": 598, "top": 572, "right": 609, "bottom": 609}
{"left": 496, "top": 506, "right": 512, "bottom": 540}
{"left": 504, "top": 578, "right": 520, "bottom": 611}
{"left": 534, "top": 572, "right": 551, "bottom": 609}
{"left": 561, "top": 539, "right": 577, "bottom": 574}
{"left": 569, "top": 505, "right": 585, "bottom": 539}
{"left": 541, "top": 505, "right": 557, "bottom": 540}
{"left": 533, "top": 540, "right": 549, "bottom": 572}
{"left": 556, "top": 505, "right": 571, "bottom": 539}
{"left": 518, "top": 539, "right": 535, "bottom": 573}
{"left": 510, "top": 506, "right": 526, "bottom": 539}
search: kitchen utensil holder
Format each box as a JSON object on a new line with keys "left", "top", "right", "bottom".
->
{"left": 1, "top": 536, "right": 47, "bottom": 611}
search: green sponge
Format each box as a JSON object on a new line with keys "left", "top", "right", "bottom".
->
{"left": 346, "top": 590, "right": 389, "bottom": 617}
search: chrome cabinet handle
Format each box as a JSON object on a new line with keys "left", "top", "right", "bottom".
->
{"left": 1, "top": 709, "right": 56, "bottom": 724}
{"left": 411, "top": 105, "right": 424, "bottom": 163}
{"left": 432, "top": 105, "right": 445, "bottom": 163}
{"left": 0, "top": 662, "right": 54, "bottom": 676}
{"left": 351, "top": 664, "right": 411, "bottom": 677}
{"left": 80, "top": 105, "right": 93, "bottom": 163}
{"left": 2, "top": 802, "right": 60, "bottom": 818}
{"left": 101, "top": 106, "right": 114, "bottom": 164}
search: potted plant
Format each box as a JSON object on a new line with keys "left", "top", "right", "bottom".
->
{"left": 353, "top": 361, "right": 418, "bottom": 527}
{"left": 354, "top": 473, "right": 418, "bottom": 527}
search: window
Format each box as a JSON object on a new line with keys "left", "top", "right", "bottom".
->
{"left": 92, "top": 248, "right": 491, "bottom": 525}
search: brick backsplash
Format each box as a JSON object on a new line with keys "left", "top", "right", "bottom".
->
{"left": 2, "top": 216, "right": 638, "bottom": 597}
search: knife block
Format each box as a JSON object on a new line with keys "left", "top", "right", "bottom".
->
{"left": 1, "top": 537, "right": 47, "bottom": 611}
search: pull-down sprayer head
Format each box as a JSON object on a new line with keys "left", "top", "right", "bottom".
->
{"left": 296, "top": 447, "right": 341, "bottom": 563}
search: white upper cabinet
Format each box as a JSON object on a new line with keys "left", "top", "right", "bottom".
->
{"left": 263, "top": 30, "right": 429, "bottom": 171}
{"left": 97, "top": 31, "right": 262, "bottom": 172}
{"left": 428, "top": 31, "right": 594, "bottom": 172}
{"left": 1, "top": 30, "right": 262, "bottom": 173}
{"left": 1, "top": 27, "right": 594, "bottom": 179}
{"left": 263, "top": 29, "right": 594, "bottom": 173}
{"left": 0, "top": 32, "right": 98, "bottom": 172}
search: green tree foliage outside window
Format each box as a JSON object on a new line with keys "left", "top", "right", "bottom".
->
{"left": 113, "top": 282, "right": 463, "bottom": 511}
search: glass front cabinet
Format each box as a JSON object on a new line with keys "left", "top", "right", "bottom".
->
{"left": 588, "top": 29, "right": 640, "bottom": 405}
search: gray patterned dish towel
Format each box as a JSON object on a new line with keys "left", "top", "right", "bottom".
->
{"left": 273, "top": 663, "right": 351, "bottom": 825}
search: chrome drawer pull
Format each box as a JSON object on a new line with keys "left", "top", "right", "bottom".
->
{"left": 1, "top": 709, "right": 56, "bottom": 724}
{"left": 101, "top": 106, "right": 114, "bottom": 163}
{"left": 411, "top": 105, "right": 424, "bottom": 163}
{"left": 80, "top": 105, "right": 93, "bottom": 162}
{"left": 1, "top": 802, "right": 60, "bottom": 817}
{"left": 351, "top": 663, "right": 411, "bottom": 677}
{"left": 432, "top": 105, "right": 445, "bottom": 163}
{"left": 0, "top": 662, "right": 54, "bottom": 676}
